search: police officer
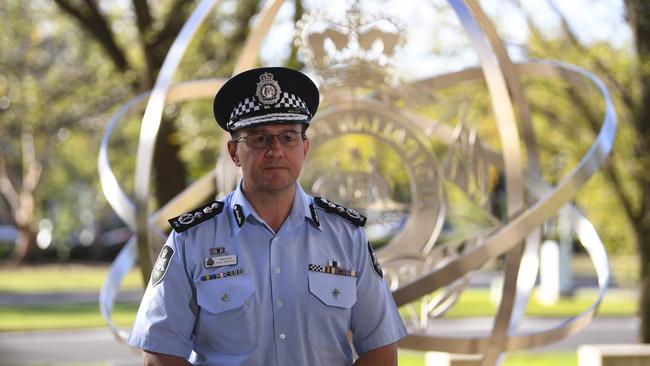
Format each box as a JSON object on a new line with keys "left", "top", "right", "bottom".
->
{"left": 128, "top": 67, "right": 407, "bottom": 366}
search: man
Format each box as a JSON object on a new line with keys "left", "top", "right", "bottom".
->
{"left": 128, "top": 67, "right": 407, "bottom": 366}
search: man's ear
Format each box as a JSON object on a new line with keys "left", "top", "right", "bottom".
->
{"left": 302, "top": 136, "right": 310, "bottom": 159}
{"left": 227, "top": 140, "right": 240, "bottom": 167}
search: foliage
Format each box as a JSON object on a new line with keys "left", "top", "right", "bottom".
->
{"left": 0, "top": 0, "right": 271, "bottom": 264}
{"left": 0, "top": 0, "right": 131, "bottom": 261}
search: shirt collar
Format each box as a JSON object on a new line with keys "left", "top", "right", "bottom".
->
{"left": 291, "top": 183, "right": 322, "bottom": 231}
{"left": 229, "top": 182, "right": 322, "bottom": 235}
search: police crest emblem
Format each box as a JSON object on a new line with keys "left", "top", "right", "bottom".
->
{"left": 255, "top": 72, "right": 282, "bottom": 105}
{"left": 151, "top": 245, "right": 174, "bottom": 287}
{"left": 367, "top": 241, "right": 383, "bottom": 278}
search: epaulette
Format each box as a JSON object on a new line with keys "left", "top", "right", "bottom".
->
{"left": 314, "top": 197, "right": 366, "bottom": 227}
{"left": 168, "top": 201, "right": 224, "bottom": 232}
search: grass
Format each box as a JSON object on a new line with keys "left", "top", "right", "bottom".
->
{"left": 0, "top": 263, "right": 638, "bottom": 332}
{"left": 0, "top": 302, "right": 139, "bottom": 331}
{"left": 397, "top": 350, "right": 577, "bottom": 366}
{"left": 440, "top": 288, "right": 637, "bottom": 318}
{"left": 0, "top": 264, "right": 144, "bottom": 293}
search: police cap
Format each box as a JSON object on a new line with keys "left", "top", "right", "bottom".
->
{"left": 213, "top": 67, "right": 319, "bottom": 132}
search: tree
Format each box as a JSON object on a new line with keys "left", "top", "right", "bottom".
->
{"left": 507, "top": 0, "right": 650, "bottom": 341}
{"left": 51, "top": 0, "right": 193, "bottom": 207}
{"left": 623, "top": 0, "right": 650, "bottom": 342}
{"left": 52, "top": 0, "right": 262, "bottom": 208}
{"left": 0, "top": 0, "right": 131, "bottom": 262}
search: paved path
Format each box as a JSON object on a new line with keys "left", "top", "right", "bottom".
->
{"left": 0, "top": 290, "right": 143, "bottom": 306}
{"left": 0, "top": 328, "right": 141, "bottom": 366}
{"left": 0, "top": 317, "right": 639, "bottom": 365}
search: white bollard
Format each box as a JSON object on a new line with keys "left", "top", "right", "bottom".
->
{"left": 578, "top": 344, "right": 650, "bottom": 366}
{"left": 538, "top": 239, "right": 560, "bottom": 305}
{"left": 425, "top": 351, "right": 482, "bottom": 366}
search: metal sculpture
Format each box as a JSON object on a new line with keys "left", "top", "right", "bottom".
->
{"left": 98, "top": 1, "right": 616, "bottom": 365}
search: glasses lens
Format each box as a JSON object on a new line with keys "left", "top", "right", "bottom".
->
{"left": 279, "top": 131, "right": 300, "bottom": 146}
{"left": 240, "top": 131, "right": 303, "bottom": 149}
{"left": 243, "top": 134, "right": 267, "bottom": 149}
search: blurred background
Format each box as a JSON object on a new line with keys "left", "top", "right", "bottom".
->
{"left": 0, "top": 0, "right": 646, "bottom": 365}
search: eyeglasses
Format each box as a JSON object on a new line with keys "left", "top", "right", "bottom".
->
{"left": 232, "top": 131, "right": 305, "bottom": 149}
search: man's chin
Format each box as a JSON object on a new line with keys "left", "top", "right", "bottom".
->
{"left": 261, "top": 180, "right": 295, "bottom": 193}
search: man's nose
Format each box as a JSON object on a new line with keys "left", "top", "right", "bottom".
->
{"left": 266, "top": 136, "right": 283, "bottom": 156}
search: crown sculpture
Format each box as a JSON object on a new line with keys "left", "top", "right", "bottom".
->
{"left": 295, "top": 3, "right": 405, "bottom": 87}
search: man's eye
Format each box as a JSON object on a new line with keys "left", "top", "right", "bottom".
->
{"left": 280, "top": 133, "right": 296, "bottom": 143}
{"left": 251, "top": 135, "right": 268, "bottom": 144}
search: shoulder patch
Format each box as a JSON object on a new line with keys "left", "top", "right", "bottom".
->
{"left": 168, "top": 201, "right": 224, "bottom": 232}
{"left": 314, "top": 197, "right": 366, "bottom": 227}
{"left": 151, "top": 245, "right": 173, "bottom": 287}
{"left": 368, "top": 241, "right": 383, "bottom": 278}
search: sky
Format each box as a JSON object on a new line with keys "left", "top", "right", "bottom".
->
{"left": 258, "top": 0, "right": 631, "bottom": 80}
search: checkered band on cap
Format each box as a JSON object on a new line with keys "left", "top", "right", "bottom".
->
{"left": 228, "top": 91, "right": 310, "bottom": 130}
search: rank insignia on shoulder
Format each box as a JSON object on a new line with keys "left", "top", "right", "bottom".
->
{"left": 233, "top": 204, "right": 245, "bottom": 227}
{"left": 168, "top": 201, "right": 224, "bottom": 232}
{"left": 314, "top": 197, "right": 366, "bottom": 227}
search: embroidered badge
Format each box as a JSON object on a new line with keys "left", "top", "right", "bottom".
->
{"left": 255, "top": 72, "right": 282, "bottom": 105}
{"left": 168, "top": 201, "right": 224, "bottom": 232}
{"left": 233, "top": 204, "right": 245, "bottom": 227}
{"left": 314, "top": 197, "right": 366, "bottom": 227}
{"left": 151, "top": 245, "right": 174, "bottom": 287}
{"left": 367, "top": 241, "right": 383, "bottom": 278}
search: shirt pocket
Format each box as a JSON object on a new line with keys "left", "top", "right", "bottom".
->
{"left": 195, "top": 275, "right": 257, "bottom": 354}
{"left": 307, "top": 271, "right": 357, "bottom": 350}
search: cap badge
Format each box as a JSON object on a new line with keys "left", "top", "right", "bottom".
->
{"left": 256, "top": 72, "right": 282, "bottom": 105}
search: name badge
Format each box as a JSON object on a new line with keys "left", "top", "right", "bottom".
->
{"left": 205, "top": 255, "right": 237, "bottom": 268}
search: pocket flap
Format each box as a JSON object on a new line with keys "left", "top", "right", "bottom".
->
{"left": 308, "top": 271, "right": 357, "bottom": 308}
{"left": 197, "top": 275, "right": 254, "bottom": 314}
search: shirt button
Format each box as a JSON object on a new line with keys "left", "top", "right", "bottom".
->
{"left": 275, "top": 267, "right": 281, "bottom": 274}
{"left": 279, "top": 333, "right": 286, "bottom": 340}
{"left": 272, "top": 237, "right": 278, "bottom": 243}
{"left": 276, "top": 300, "right": 283, "bottom": 307}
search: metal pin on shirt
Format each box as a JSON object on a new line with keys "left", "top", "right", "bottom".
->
{"left": 221, "top": 293, "right": 230, "bottom": 302}
{"left": 332, "top": 288, "right": 341, "bottom": 298}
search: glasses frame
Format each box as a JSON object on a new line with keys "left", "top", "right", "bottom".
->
{"left": 232, "top": 130, "right": 306, "bottom": 149}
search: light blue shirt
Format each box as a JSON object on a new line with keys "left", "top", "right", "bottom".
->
{"left": 128, "top": 183, "right": 407, "bottom": 365}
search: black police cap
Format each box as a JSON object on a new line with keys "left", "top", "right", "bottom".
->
{"left": 213, "top": 67, "right": 319, "bottom": 132}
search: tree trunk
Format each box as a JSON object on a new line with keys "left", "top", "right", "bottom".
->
{"left": 637, "top": 219, "right": 650, "bottom": 341}
{"left": 625, "top": 0, "right": 650, "bottom": 343}
{"left": 10, "top": 225, "right": 38, "bottom": 263}
{"left": 153, "top": 118, "right": 187, "bottom": 206}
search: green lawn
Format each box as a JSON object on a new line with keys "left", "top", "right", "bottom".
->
{"left": 442, "top": 287, "right": 637, "bottom": 318}
{"left": 0, "top": 302, "right": 139, "bottom": 331}
{"left": 398, "top": 350, "right": 577, "bottom": 366}
{"left": 0, "top": 264, "right": 143, "bottom": 293}
{"left": 0, "top": 264, "right": 638, "bottom": 332}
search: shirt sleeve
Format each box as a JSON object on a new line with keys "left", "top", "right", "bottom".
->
{"left": 350, "top": 228, "right": 408, "bottom": 355}
{"left": 127, "top": 231, "right": 197, "bottom": 359}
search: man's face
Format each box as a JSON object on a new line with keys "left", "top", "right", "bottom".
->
{"left": 227, "top": 123, "right": 309, "bottom": 195}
